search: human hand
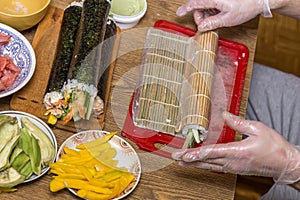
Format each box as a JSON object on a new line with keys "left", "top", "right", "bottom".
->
{"left": 177, "top": 0, "right": 272, "bottom": 32}
{"left": 172, "top": 112, "right": 300, "bottom": 184}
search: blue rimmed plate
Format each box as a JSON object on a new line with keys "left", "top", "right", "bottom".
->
{"left": 0, "top": 23, "right": 36, "bottom": 98}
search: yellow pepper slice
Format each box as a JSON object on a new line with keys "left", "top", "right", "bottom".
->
{"left": 0, "top": 187, "right": 17, "bottom": 193}
{"left": 77, "top": 189, "right": 111, "bottom": 200}
{"left": 63, "top": 147, "right": 80, "bottom": 157}
{"left": 76, "top": 132, "right": 116, "bottom": 150}
{"left": 49, "top": 177, "right": 65, "bottom": 192}
{"left": 47, "top": 114, "right": 57, "bottom": 125}
{"left": 58, "top": 178, "right": 112, "bottom": 194}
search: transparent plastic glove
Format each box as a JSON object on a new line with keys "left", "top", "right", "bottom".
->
{"left": 172, "top": 112, "right": 300, "bottom": 184}
{"left": 177, "top": 0, "right": 272, "bottom": 32}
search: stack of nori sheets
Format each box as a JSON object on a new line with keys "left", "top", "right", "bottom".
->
{"left": 133, "top": 28, "right": 218, "bottom": 146}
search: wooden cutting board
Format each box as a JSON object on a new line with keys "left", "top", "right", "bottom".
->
{"left": 10, "top": 6, "right": 119, "bottom": 132}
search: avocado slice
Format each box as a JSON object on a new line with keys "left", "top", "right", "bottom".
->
{"left": 20, "top": 117, "right": 55, "bottom": 168}
{"left": 0, "top": 116, "right": 19, "bottom": 153}
{"left": 0, "top": 167, "right": 25, "bottom": 188}
{"left": 0, "top": 135, "right": 20, "bottom": 171}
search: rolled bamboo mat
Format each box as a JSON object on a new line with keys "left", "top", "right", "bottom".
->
{"left": 133, "top": 28, "right": 218, "bottom": 139}
{"left": 178, "top": 32, "right": 218, "bottom": 137}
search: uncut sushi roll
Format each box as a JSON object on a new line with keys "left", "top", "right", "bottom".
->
{"left": 44, "top": 0, "right": 111, "bottom": 124}
{"left": 43, "top": 2, "right": 83, "bottom": 124}
{"left": 45, "top": 2, "right": 83, "bottom": 93}
{"left": 66, "top": 0, "right": 110, "bottom": 122}
{"left": 96, "top": 18, "right": 117, "bottom": 114}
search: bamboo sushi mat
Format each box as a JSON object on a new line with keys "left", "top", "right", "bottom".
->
{"left": 133, "top": 28, "right": 218, "bottom": 135}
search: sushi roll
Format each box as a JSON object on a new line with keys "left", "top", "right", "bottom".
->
{"left": 44, "top": 0, "right": 112, "bottom": 124}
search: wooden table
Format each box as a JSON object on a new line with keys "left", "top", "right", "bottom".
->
{"left": 0, "top": 0, "right": 259, "bottom": 199}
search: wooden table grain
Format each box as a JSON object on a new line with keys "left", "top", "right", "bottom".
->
{"left": 0, "top": 0, "right": 259, "bottom": 199}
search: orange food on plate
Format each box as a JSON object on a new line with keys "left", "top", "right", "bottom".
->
{"left": 49, "top": 132, "right": 136, "bottom": 200}
{"left": 0, "top": 32, "right": 10, "bottom": 48}
{"left": 0, "top": 32, "right": 21, "bottom": 92}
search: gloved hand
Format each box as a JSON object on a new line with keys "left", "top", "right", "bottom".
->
{"left": 177, "top": 0, "right": 273, "bottom": 32}
{"left": 172, "top": 112, "right": 300, "bottom": 184}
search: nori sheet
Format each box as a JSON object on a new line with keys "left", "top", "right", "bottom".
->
{"left": 68, "top": 0, "right": 111, "bottom": 86}
{"left": 46, "top": 5, "right": 82, "bottom": 93}
{"left": 97, "top": 18, "right": 117, "bottom": 100}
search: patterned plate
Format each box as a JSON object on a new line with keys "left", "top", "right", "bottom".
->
{"left": 56, "top": 130, "right": 142, "bottom": 200}
{"left": 0, "top": 23, "right": 36, "bottom": 98}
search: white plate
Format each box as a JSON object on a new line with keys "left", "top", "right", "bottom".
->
{"left": 0, "top": 23, "right": 36, "bottom": 98}
{"left": 0, "top": 110, "right": 57, "bottom": 183}
{"left": 56, "top": 130, "right": 142, "bottom": 200}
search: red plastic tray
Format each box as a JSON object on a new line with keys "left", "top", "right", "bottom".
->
{"left": 121, "top": 20, "right": 249, "bottom": 158}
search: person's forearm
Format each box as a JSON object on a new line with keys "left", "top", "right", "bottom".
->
{"left": 270, "top": 0, "right": 300, "bottom": 19}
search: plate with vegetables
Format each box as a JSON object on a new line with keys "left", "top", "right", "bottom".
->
{"left": 0, "top": 110, "right": 57, "bottom": 189}
{"left": 50, "top": 130, "right": 141, "bottom": 200}
{"left": 0, "top": 23, "right": 36, "bottom": 98}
